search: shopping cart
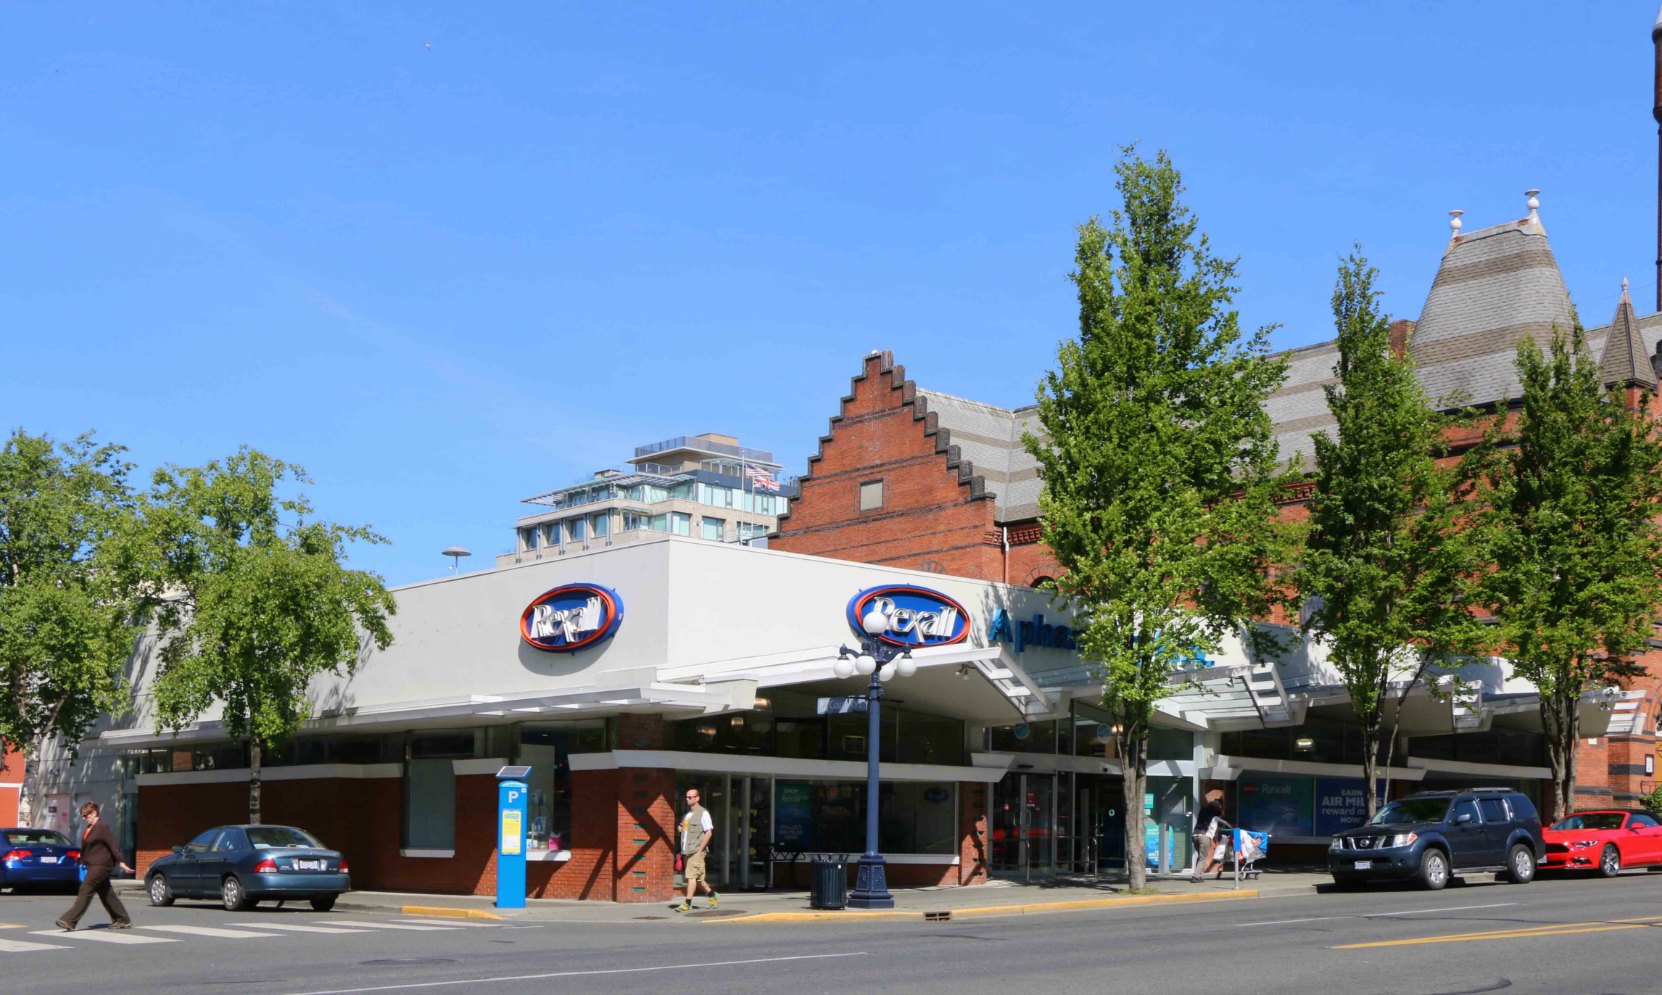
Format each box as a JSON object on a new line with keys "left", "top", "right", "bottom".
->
{"left": 1228, "top": 828, "right": 1270, "bottom": 885}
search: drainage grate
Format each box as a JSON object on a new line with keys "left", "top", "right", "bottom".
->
{"left": 924, "top": 910, "right": 952, "bottom": 922}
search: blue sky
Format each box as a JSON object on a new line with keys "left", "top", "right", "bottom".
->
{"left": 5, "top": 2, "right": 1659, "bottom": 587}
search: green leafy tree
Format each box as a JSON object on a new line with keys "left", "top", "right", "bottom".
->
{"left": 1025, "top": 147, "right": 1290, "bottom": 889}
{"left": 1295, "top": 252, "right": 1484, "bottom": 819}
{"left": 1474, "top": 327, "right": 1662, "bottom": 819}
{"left": 0, "top": 431, "right": 145, "bottom": 817}
{"left": 146, "top": 448, "right": 396, "bottom": 823}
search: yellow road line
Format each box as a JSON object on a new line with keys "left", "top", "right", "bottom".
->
{"left": 1335, "top": 914, "right": 1662, "bottom": 949}
{"left": 0, "top": 923, "right": 26, "bottom": 930}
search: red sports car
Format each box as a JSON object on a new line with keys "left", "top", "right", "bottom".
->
{"left": 1541, "top": 809, "right": 1662, "bottom": 876}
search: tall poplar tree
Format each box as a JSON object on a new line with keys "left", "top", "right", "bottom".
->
{"left": 146, "top": 448, "right": 396, "bottom": 823}
{"left": 1475, "top": 328, "right": 1662, "bottom": 819}
{"left": 1026, "top": 148, "right": 1290, "bottom": 889}
{"left": 1295, "top": 253, "right": 1483, "bottom": 819}
{"left": 0, "top": 431, "right": 145, "bottom": 815}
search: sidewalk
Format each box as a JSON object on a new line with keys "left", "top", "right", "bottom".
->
{"left": 121, "top": 869, "right": 1322, "bottom": 925}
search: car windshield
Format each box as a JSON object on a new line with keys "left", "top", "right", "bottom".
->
{"left": 4, "top": 830, "right": 70, "bottom": 847}
{"left": 245, "top": 827, "right": 323, "bottom": 850}
{"left": 1552, "top": 813, "right": 1625, "bottom": 831}
{"left": 1368, "top": 798, "right": 1450, "bottom": 825}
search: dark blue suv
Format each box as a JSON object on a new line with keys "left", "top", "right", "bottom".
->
{"left": 1328, "top": 788, "right": 1543, "bottom": 891}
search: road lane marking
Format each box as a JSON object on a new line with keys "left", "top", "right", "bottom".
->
{"left": 0, "top": 937, "right": 68, "bottom": 952}
{"left": 32, "top": 929, "right": 172, "bottom": 944}
{"left": 322, "top": 920, "right": 459, "bottom": 931}
{"left": 1334, "top": 914, "right": 1662, "bottom": 949}
{"left": 1241, "top": 902, "right": 1517, "bottom": 928}
{"left": 392, "top": 918, "right": 496, "bottom": 927}
{"left": 227, "top": 922, "right": 377, "bottom": 934}
{"left": 139, "top": 924, "right": 281, "bottom": 939}
{"left": 279, "top": 951, "right": 869, "bottom": 995}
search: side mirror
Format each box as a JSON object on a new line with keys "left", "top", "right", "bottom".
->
{"left": 170, "top": 845, "right": 184, "bottom": 854}
{"left": 1455, "top": 813, "right": 1474, "bottom": 825}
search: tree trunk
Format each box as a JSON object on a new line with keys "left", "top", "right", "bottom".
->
{"left": 1122, "top": 728, "right": 1148, "bottom": 891}
{"left": 248, "top": 738, "right": 263, "bottom": 825}
{"left": 1359, "top": 709, "right": 1382, "bottom": 820}
{"left": 1542, "top": 697, "right": 1577, "bottom": 822}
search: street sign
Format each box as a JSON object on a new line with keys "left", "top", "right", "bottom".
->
{"left": 817, "top": 696, "right": 869, "bottom": 715}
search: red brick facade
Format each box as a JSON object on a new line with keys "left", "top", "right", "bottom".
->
{"left": 775, "top": 349, "right": 1662, "bottom": 819}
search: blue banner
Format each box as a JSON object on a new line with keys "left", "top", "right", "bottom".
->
{"left": 1314, "top": 778, "right": 1387, "bottom": 836}
{"left": 1237, "top": 774, "right": 1314, "bottom": 837}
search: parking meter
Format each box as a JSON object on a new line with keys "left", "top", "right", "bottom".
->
{"left": 495, "top": 766, "right": 531, "bottom": 909}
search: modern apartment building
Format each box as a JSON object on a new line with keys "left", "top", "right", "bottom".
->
{"left": 496, "top": 433, "right": 791, "bottom": 567}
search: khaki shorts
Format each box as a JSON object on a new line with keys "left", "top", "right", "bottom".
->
{"left": 684, "top": 850, "right": 708, "bottom": 884}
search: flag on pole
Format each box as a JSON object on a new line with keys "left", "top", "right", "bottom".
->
{"left": 745, "top": 463, "right": 780, "bottom": 492}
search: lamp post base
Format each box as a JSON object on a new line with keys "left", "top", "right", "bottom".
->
{"left": 846, "top": 853, "right": 894, "bottom": 910}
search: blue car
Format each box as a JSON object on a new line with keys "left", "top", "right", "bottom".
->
{"left": 145, "top": 824, "right": 350, "bottom": 912}
{"left": 1, "top": 828, "right": 81, "bottom": 893}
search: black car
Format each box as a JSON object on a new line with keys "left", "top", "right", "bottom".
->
{"left": 1328, "top": 788, "right": 1543, "bottom": 891}
{"left": 146, "top": 824, "right": 350, "bottom": 911}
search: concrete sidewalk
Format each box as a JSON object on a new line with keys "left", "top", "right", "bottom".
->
{"left": 237, "top": 870, "right": 1328, "bottom": 925}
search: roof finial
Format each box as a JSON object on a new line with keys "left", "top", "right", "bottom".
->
{"left": 1525, "top": 189, "right": 1541, "bottom": 218}
{"left": 1448, "top": 209, "right": 1464, "bottom": 239}
{"left": 1623, "top": 276, "right": 1631, "bottom": 298}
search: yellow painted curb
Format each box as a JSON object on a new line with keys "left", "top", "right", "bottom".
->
{"left": 399, "top": 905, "right": 505, "bottom": 921}
{"left": 709, "top": 889, "right": 1257, "bottom": 924}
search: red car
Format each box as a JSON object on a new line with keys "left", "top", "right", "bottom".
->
{"left": 1541, "top": 809, "right": 1662, "bottom": 876}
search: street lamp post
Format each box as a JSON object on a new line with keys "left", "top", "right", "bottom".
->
{"left": 833, "top": 607, "right": 917, "bottom": 910}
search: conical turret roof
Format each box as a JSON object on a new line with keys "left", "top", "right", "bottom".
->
{"left": 1596, "top": 279, "right": 1657, "bottom": 389}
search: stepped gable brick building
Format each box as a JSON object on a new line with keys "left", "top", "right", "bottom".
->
{"left": 774, "top": 197, "right": 1662, "bottom": 815}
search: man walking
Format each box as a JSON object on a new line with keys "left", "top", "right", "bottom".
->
{"left": 57, "top": 801, "right": 132, "bottom": 931}
{"left": 676, "top": 787, "right": 718, "bottom": 913}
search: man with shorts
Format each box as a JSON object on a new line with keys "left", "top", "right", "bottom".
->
{"left": 676, "top": 787, "right": 718, "bottom": 912}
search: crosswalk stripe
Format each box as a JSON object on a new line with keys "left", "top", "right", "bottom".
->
{"left": 324, "top": 919, "right": 458, "bottom": 931}
{"left": 32, "top": 929, "right": 172, "bottom": 944}
{"left": 0, "top": 937, "right": 68, "bottom": 953}
{"left": 226, "top": 922, "right": 376, "bottom": 934}
{"left": 139, "top": 924, "right": 280, "bottom": 939}
{"left": 393, "top": 918, "right": 496, "bottom": 928}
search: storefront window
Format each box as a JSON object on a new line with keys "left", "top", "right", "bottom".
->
{"left": 516, "top": 720, "right": 606, "bottom": 852}
{"left": 773, "top": 779, "right": 955, "bottom": 855}
{"left": 402, "top": 733, "right": 477, "bottom": 852}
{"left": 987, "top": 720, "right": 1057, "bottom": 754}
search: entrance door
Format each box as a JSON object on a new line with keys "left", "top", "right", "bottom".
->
{"left": 990, "top": 772, "right": 1056, "bottom": 878}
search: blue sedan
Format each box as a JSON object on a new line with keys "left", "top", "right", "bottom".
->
{"left": 146, "top": 824, "right": 350, "bottom": 912}
{"left": 1, "top": 828, "right": 81, "bottom": 892}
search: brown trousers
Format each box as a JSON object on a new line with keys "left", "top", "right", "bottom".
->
{"left": 60, "top": 866, "right": 130, "bottom": 927}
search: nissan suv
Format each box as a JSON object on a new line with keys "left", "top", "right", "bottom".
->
{"left": 1327, "top": 788, "right": 1543, "bottom": 891}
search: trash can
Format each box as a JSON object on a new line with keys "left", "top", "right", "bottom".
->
{"left": 810, "top": 855, "right": 847, "bottom": 910}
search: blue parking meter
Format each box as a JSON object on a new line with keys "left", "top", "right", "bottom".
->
{"left": 495, "top": 766, "right": 531, "bottom": 909}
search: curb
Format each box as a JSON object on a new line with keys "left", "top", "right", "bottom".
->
{"left": 709, "top": 888, "right": 1258, "bottom": 924}
{"left": 397, "top": 905, "right": 505, "bottom": 921}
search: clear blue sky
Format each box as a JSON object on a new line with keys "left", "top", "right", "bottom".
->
{"left": 5, "top": 2, "right": 1658, "bottom": 587}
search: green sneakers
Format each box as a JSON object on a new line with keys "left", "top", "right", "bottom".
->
{"left": 676, "top": 900, "right": 691, "bottom": 912}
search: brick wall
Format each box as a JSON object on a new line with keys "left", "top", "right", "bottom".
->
{"left": 773, "top": 351, "right": 1002, "bottom": 578}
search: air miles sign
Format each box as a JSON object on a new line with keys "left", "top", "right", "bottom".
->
{"left": 519, "top": 583, "right": 625, "bottom": 652}
{"left": 846, "top": 585, "right": 969, "bottom": 648}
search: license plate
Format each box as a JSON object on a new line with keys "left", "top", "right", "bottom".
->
{"left": 39, "top": 856, "right": 58, "bottom": 864}
{"left": 1353, "top": 860, "right": 1372, "bottom": 870}
{"left": 294, "top": 860, "right": 325, "bottom": 871}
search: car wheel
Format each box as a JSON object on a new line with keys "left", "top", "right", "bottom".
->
{"left": 1598, "top": 844, "right": 1622, "bottom": 878}
{"left": 309, "top": 894, "right": 337, "bottom": 912}
{"left": 1417, "top": 848, "right": 1449, "bottom": 890}
{"left": 147, "top": 873, "right": 175, "bottom": 907}
{"left": 221, "top": 874, "right": 255, "bottom": 912}
{"left": 1505, "top": 844, "right": 1537, "bottom": 884}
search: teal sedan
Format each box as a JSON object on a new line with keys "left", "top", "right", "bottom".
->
{"left": 146, "top": 825, "right": 350, "bottom": 912}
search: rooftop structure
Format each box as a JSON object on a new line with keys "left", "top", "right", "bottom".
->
{"left": 497, "top": 432, "right": 793, "bottom": 566}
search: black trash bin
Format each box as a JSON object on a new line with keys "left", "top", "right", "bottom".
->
{"left": 810, "top": 855, "right": 847, "bottom": 910}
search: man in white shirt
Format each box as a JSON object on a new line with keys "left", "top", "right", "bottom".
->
{"left": 676, "top": 787, "right": 718, "bottom": 912}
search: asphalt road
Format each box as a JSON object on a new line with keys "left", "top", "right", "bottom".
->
{"left": 6, "top": 871, "right": 1662, "bottom": 995}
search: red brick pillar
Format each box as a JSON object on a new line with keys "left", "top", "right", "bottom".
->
{"left": 617, "top": 768, "right": 677, "bottom": 902}
{"left": 959, "top": 782, "right": 989, "bottom": 885}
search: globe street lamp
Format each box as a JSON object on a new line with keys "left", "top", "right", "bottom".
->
{"left": 833, "top": 606, "right": 918, "bottom": 909}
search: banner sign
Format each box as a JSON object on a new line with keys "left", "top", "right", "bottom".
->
{"left": 1314, "top": 778, "right": 1387, "bottom": 836}
{"left": 1237, "top": 774, "right": 1315, "bottom": 837}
